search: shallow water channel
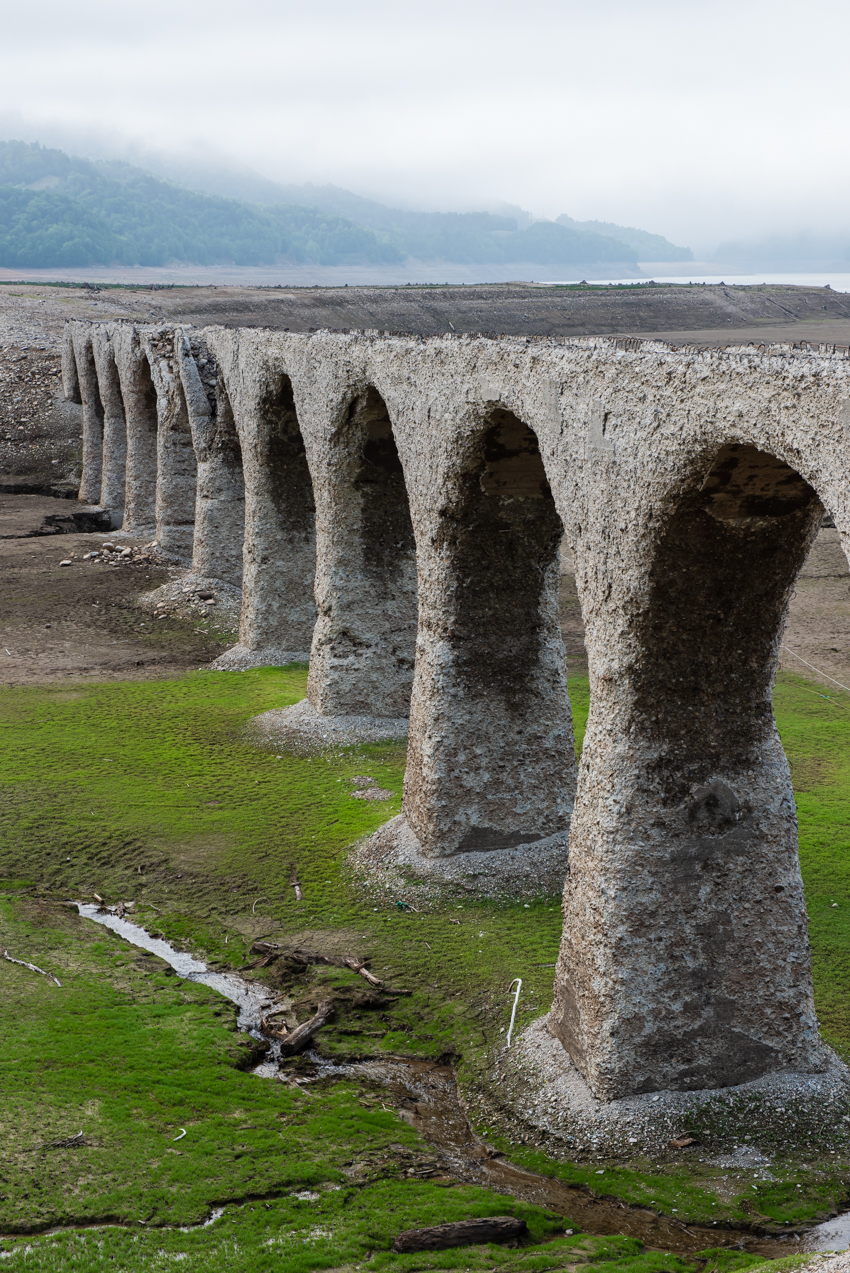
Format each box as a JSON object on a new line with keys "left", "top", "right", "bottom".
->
{"left": 76, "top": 905, "right": 848, "bottom": 1259}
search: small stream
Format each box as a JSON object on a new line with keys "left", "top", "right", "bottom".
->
{"left": 75, "top": 905, "right": 848, "bottom": 1259}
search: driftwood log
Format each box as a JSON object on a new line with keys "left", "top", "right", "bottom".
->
{"left": 393, "top": 1217, "right": 528, "bottom": 1253}
{"left": 249, "top": 944, "right": 410, "bottom": 994}
{"left": 264, "top": 998, "right": 335, "bottom": 1056}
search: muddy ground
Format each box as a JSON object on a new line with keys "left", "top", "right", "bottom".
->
{"left": 0, "top": 489, "right": 845, "bottom": 699}
{"left": 0, "top": 495, "right": 237, "bottom": 684}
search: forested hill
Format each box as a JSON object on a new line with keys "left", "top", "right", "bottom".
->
{"left": 0, "top": 141, "right": 403, "bottom": 268}
{"left": 0, "top": 140, "right": 686, "bottom": 268}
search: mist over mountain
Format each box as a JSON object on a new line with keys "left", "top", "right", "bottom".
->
{"left": 0, "top": 140, "right": 694, "bottom": 270}
{"left": 0, "top": 141, "right": 402, "bottom": 268}
{"left": 711, "top": 232, "right": 850, "bottom": 269}
{"left": 555, "top": 215, "right": 693, "bottom": 263}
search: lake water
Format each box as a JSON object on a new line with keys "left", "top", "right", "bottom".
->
{"left": 557, "top": 272, "right": 850, "bottom": 292}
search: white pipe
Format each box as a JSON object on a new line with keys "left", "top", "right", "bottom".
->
{"left": 506, "top": 977, "right": 522, "bottom": 1046}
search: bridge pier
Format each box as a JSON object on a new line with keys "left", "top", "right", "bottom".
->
{"left": 402, "top": 406, "right": 576, "bottom": 858}
{"left": 551, "top": 444, "right": 830, "bottom": 1098}
{"left": 178, "top": 334, "right": 244, "bottom": 586}
{"left": 307, "top": 385, "right": 417, "bottom": 718}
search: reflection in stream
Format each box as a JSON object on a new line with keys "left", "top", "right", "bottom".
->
{"left": 75, "top": 905, "right": 847, "bottom": 1259}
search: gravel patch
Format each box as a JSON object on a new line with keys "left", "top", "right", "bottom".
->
{"left": 481, "top": 1014, "right": 850, "bottom": 1160}
{"left": 211, "top": 644, "right": 311, "bottom": 672}
{"left": 350, "top": 813, "right": 570, "bottom": 906}
{"left": 246, "top": 697, "right": 408, "bottom": 752}
{"left": 137, "top": 569, "right": 241, "bottom": 636}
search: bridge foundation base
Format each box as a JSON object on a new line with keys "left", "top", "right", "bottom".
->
{"left": 246, "top": 698, "right": 409, "bottom": 751}
{"left": 351, "top": 814, "right": 570, "bottom": 902}
{"left": 486, "top": 1015, "right": 850, "bottom": 1160}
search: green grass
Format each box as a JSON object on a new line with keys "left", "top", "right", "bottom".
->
{"left": 1, "top": 666, "right": 850, "bottom": 1268}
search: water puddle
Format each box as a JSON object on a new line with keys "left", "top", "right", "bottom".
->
{"left": 76, "top": 904, "right": 278, "bottom": 1037}
{"left": 75, "top": 905, "right": 845, "bottom": 1259}
{"left": 800, "top": 1210, "right": 850, "bottom": 1252}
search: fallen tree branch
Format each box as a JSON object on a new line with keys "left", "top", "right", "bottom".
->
{"left": 393, "top": 1217, "right": 527, "bottom": 1253}
{"left": 281, "top": 948, "right": 411, "bottom": 995}
{"left": 3, "top": 950, "right": 61, "bottom": 987}
{"left": 38, "top": 1131, "right": 85, "bottom": 1151}
{"left": 265, "top": 998, "right": 334, "bottom": 1056}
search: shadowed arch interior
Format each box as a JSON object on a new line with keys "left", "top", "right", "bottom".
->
{"left": 353, "top": 386, "right": 416, "bottom": 580}
{"left": 307, "top": 385, "right": 416, "bottom": 718}
{"left": 122, "top": 351, "right": 159, "bottom": 534}
{"left": 239, "top": 371, "right": 317, "bottom": 653}
{"left": 155, "top": 374, "right": 197, "bottom": 560}
{"left": 450, "top": 409, "right": 565, "bottom": 717}
{"left": 95, "top": 344, "right": 128, "bottom": 523}
{"left": 631, "top": 442, "right": 822, "bottom": 790}
{"left": 404, "top": 407, "right": 576, "bottom": 856}
{"left": 77, "top": 339, "right": 105, "bottom": 505}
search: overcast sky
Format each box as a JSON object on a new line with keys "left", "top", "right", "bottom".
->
{"left": 0, "top": 0, "right": 848, "bottom": 251}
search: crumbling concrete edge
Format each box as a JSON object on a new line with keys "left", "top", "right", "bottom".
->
{"left": 475, "top": 1015, "right": 850, "bottom": 1159}
{"left": 350, "top": 813, "right": 571, "bottom": 902}
{"left": 247, "top": 698, "right": 409, "bottom": 752}
{"left": 211, "top": 644, "right": 312, "bottom": 671}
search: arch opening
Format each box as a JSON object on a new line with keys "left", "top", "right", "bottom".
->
{"left": 308, "top": 385, "right": 416, "bottom": 717}
{"left": 405, "top": 408, "right": 576, "bottom": 857}
{"left": 451, "top": 409, "right": 565, "bottom": 720}
{"left": 551, "top": 441, "right": 828, "bottom": 1100}
{"left": 123, "top": 351, "right": 159, "bottom": 535}
{"left": 94, "top": 342, "right": 128, "bottom": 527}
{"left": 155, "top": 375, "right": 197, "bottom": 560}
{"left": 187, "top": 359, "right": 245, "bottom": 587}
{"left": 631, "top": 442, "right": 821, "bottom": 786}
{"left": 240, "top": 372, "right": 316, "bottom": 655}
{"left": 77, "top": 339, "right": 105, "bottom": 505}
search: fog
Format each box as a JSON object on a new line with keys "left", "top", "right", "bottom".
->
{"left": 1, "top": 0, "right": 848, "bottom": 251}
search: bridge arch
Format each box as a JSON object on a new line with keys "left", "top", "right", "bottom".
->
{"left": 308, "top": 383, "right": 417, "bottom": 718}
{"left": 178, "top": 340, "right": 245, "bottom": 587}
{"left": 403, "top": 404, "right": 577, "bottom": 857}
{"left": 120, "top": 342, "right": 159, "bottom": 536}
{"left": 237, "top": 368, "right": 317, "bottom": 659}
{"left": 552, "top": 439, "right": 829, "bottom": 1099}
{"left": 91, "top": 332, "right": 127, "bottom": 528}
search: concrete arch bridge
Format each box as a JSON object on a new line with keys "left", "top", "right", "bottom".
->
{"left": 63, "top": 318, "right": 850, "bottom": 1132}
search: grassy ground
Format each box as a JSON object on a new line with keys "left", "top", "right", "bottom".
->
{"left": 0, "top": 666, "right": 849, "bottom": 1269}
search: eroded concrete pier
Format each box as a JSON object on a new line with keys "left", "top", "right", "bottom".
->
{"left": 64, "top": 317, "right": 850, "bottom": 1103}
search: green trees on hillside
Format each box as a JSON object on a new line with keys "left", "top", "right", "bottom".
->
{"left": 0, "top": 142, "right": 403, "bottom": 268}
{"left": 0, "top": 140, "right": 689, "bottom": 268}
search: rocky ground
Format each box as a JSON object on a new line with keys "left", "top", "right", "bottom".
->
{"left": 0, "top": 504, "right": 238, "bottom": 685}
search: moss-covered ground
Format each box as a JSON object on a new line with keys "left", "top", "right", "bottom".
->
{"left": 0, "top": 666, "right": 849, "bottom": 1269}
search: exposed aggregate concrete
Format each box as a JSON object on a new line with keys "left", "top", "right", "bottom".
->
{"left": 63, "top": 316, "right": 850, "bottom": 1128}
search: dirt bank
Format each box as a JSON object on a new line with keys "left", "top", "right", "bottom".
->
{"left": 0, "top": 498, "right": 236, "bottom": 684}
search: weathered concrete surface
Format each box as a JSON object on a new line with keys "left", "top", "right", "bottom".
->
{"left": 71, "top": 319, "right": 850, "bottom": 1101}
{"left": 65, "top": 323, "right": 103, "bottom": 505}
{"left": 207, "top": 330, "right": 317, "bottom": 661}
{"left": 111, "top": 323, "right": 159, "bottom": 536}
{"left": 178, "top": 332, "right": 244, "bottom": 586}
{"left": 91, "top": 327, "right": 127, "bottom": 526}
